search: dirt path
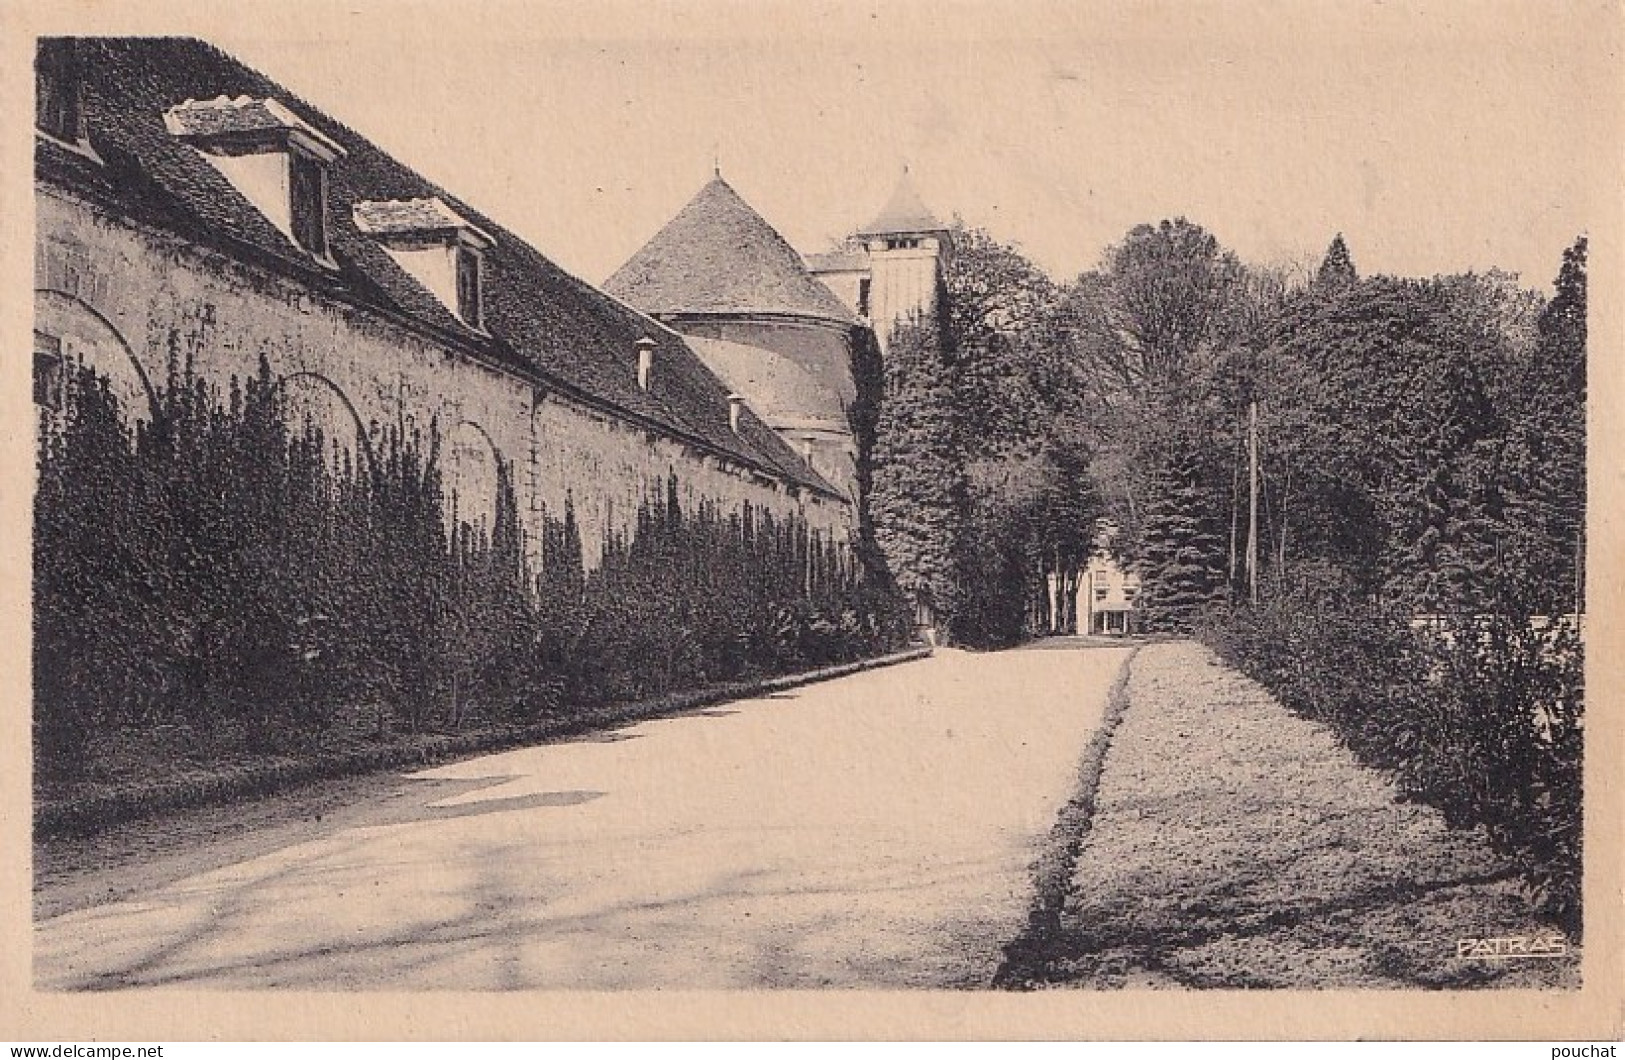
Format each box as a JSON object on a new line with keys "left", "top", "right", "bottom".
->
{"left": 1027, "top": 641, "right": 1577, "bottom": 989}
{"left": 35, "top": 640, "right": 1131, "bottom": 990}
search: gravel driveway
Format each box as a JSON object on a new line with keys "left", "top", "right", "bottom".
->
{"left": 36, "top": 641, "right": 1130, "bottom": 990}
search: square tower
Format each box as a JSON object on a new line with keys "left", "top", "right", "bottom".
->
{"left": 806, "top": 168, "right": 950, "bottom": 354}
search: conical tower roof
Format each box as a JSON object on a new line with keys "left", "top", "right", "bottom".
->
{"left": 606, "top": 176, "right": 856, "bottom": 325}
{"left": 855, "top": 168, "right": 947, "bottom": 238}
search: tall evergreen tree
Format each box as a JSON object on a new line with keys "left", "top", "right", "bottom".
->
{"left": 1501, "top": 236, "right": 1586, "bottom": 613}
{"left": 1136, "top": 436, "right": 1229, "bottom": 631}
{"left": 869, "top": 314, "right": 969, "bottom": 637}
{"left": 1314, "top": 233, "right": 1358, "bottom": 290}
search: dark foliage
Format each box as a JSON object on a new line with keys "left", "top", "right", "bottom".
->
{"left": 1137, "top": 444, "right": 1229, "bottom": 631}
{"left": 1189, "top": 236, "right": 1588, "bottom": 929}
{"left": 869, "top": 313, "right": 969, "bottom": 637}
{"left": 1313, "top": 233, "right": 1358, "bottom": 290}
{"left": 33, "top": 355, "right": 909, "bottom": 782}
{"left": 870, "top": 225, "right": 1107, "bottom": 646}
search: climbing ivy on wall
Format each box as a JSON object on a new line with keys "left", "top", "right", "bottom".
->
{"left": 33, "top": 354, "right": 910, "bottom": 780}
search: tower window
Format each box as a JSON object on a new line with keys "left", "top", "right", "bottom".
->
{"left": 33, "top": 332, "right": 64, "bottom": 410}
{"left": 456, "top": 244, "right": 483, "bottom": 329}
{"left": 288, "top": 150, "right": 329, "bottom": 257}
{"left": 36, "top": 39, "right": 84, "bottom": 145}
{"left": 856, "top": 277, "right": 872, "bottom": 318}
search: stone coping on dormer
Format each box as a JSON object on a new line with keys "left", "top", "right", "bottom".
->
{"left": 164, "top": 95, "right": 346, "bottom": 162}
{"left": 353, "top": 196, "right": 496, "bottom": 250}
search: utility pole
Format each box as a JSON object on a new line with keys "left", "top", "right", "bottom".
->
{"left": 1575, "top": 524, "right": 1584, "bottom": 619}
{"left": 1247, "top": 399, "right": 1259, "bottom": 605}
{"left": 1228, "top": 436, "right": 1240, "bottom": 600}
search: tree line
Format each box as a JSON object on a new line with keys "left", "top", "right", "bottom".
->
{"left": 865, "top": 217, "right": 1585, "bottom": 926}
{"left": 868, "top": 219, "right": 1583, "bottom": 641}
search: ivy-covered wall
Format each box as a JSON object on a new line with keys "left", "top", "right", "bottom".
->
{"left": 34, "top": 185, "right": 853, "bottom": 571}
{"left": 33, "top": 356, "right": 908, "bottom": 781}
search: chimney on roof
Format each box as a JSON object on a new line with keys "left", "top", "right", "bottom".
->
{"left": 635, "top": 337, "right": 657, "bottom": 391}
{"left": 727, "top": 393, "right": 746, "bottom": 434}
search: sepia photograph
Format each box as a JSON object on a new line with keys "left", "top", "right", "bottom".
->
{"left": 4, "top": 0, "right": 1622, "bottom": 1042}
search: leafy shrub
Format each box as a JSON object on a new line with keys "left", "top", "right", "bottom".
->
{"left": 1201, "top": 576, "right": 1583, "bottom": 930}
{"left": 1405, "top": 614, "right": 1583, "bottom": 928}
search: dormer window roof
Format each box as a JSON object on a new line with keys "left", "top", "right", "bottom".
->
{"left": 353, "top": 197, "right": 495, "bottom": 245}
{"left": 164, "top": 95, "right": 344, "bottom": 161}
{"left": 165, "top": 95, "right": 345, "bottom": 263}
{"left": 354, "top": 197, "right": 494, "bottom": 331}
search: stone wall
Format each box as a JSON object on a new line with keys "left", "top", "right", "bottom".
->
{"left": 34, "top": 184, "right": 852, "bottom": 571}
{"left": 667, "top": 315, "right": 860, "bottom": 502}
{"left": 673, "top": 316, "right": 858, "bottom": 411}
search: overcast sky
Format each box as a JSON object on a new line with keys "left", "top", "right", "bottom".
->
{"left": 204, "top": 0, "right": 1617, "bottom": 293}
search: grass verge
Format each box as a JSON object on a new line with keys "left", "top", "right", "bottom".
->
{"left": 1024, "top": 641, "right": 1577, "bottom": 989}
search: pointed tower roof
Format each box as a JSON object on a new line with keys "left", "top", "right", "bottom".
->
{"left": 605, "top": 177, "right": 857, "bottom": 325}
{"left": 856, "top": 168, "right": 948, "bottom": 238}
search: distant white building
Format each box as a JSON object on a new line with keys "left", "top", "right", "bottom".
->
{"left": 1082, "top": 553, "right": 1139, "bottom": 635}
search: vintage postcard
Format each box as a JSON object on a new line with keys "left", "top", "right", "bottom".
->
{"left": 2, "top": 0, "right": 1621, "bottom": 1042}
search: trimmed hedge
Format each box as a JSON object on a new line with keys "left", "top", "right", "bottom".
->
{"left": 1201, "top": 592, "right": 1583, "bottom": 931}
{"left": 34, "top": 352, "right": 912, "bottom": 792}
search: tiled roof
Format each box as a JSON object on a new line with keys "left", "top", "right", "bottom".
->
{"left": 855, "top": 170, "right": 946, "bottom": 237}
{"left": 604, "top": 177, "right": 858, "bottom": 326}
{"left": 804, "top": 248, "right": 868, "bottom": 273}
{"left": 35, "top": 37, "right": 839, "bottom": 499}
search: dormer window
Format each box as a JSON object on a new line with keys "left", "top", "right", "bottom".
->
{"left": 165, "top": 96, "right": 345, "bottom": 265}
{"left": 354, "top": 197, "right": 494, "bottom": 332}
{"left": 289, "top": 150, "right": 329, "bottom": 257}
{"left": 455, "top": 244, "right": 482, "bottom": 329}
{"left": 36, "top": 39, "right": 98, "bottom": 160}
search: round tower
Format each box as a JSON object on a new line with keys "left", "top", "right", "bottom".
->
{"left": 604, "top": 175, "right": 863, "bottom": 502}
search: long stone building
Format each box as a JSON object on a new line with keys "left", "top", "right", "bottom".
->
{"left": 32, "top": 37, "right": 860, "bottom": 571}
